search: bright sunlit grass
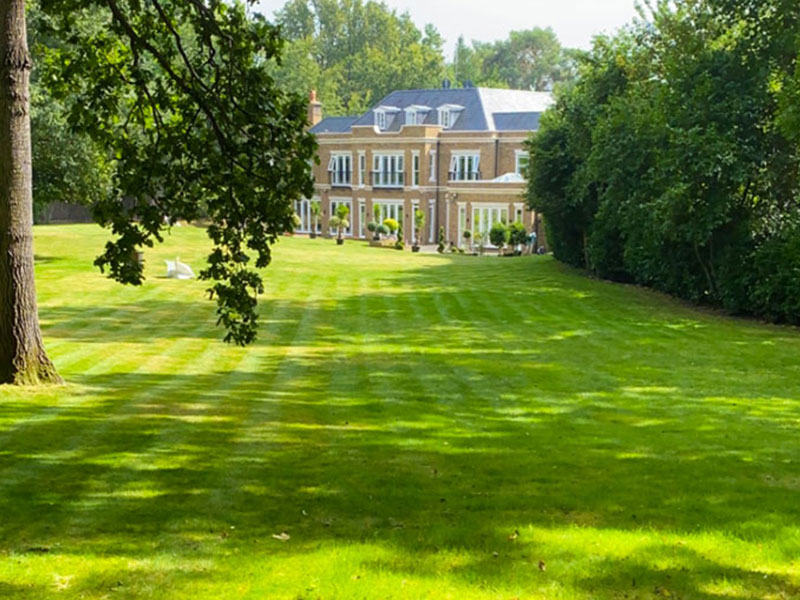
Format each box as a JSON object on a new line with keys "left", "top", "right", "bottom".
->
{"left": 1, "top": 224, "right": 799, "bottom": 599}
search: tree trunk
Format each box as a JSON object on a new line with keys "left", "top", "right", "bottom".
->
{"left": 0, "top": 0, "right": 61, "bottom": 385}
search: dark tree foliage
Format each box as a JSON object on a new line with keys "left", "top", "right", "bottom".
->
{"left": 39, "top": 0, "right": 317, "bottom": 345}
{"left": 527, "top": 0, "right": 800, "bottom": 323}
{"left": 28, "top": 4, "right": 113, "bottom": 222}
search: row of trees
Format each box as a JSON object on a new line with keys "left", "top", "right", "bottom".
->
{"left": 269, "top": 0, "right": 577, "bottom": 116}
{"left": 527, "top": 0, "right": 800, "bottom": 324}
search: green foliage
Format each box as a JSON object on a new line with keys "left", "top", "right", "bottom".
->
{"left": 463, "top": 229, "right": 472, "bottom": 240}
{"left": 508, "top": 222, "right": 527, "bottom": 247}
{"left": 27, "top": 3, "right": 113, "bottom": 223}
{"left": 273, "top": 0, "right": 446, "bottom": 115}
{"left": 377, "top": 224, "right": 390, "bottom": 235}
{"left": 448, "top": 28, "right": 578, "bottom": 90}
{"left": 291, "top": 213, "right": 302, "bottom": 231}
{"left": 383, "top": 218, "right": 399, "bottom": 233}
{"left": 373, "top": 203, "right": 382, "bottom": 223}
{"left": 413, "top": 208, "right": 425, "bottom": 242}
{"left": 489, "top": 221, "right": 510, "bottom": 249}
{"left": 37, "top": 0, "right": 317, "bottom": 345}
{"left": 335, "top": 202, "right": 350, "bottom": 220}
{"left": 366, "top": 221, "right": 378, "bottom": 232}
{"left": 329, "top": 215, "right": 350, "bottom": 239}
{"left": 437, "top": 226, "right": 445, "bottom": 253}
{"left": 395, "top": 226, "right": 404, "bottom": 250}
{"left": 527, "top": 0, "right": 800, "bottom": 322}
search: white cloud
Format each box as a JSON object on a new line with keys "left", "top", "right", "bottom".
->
{"left": 253, "top": 0, "right": 641, "bottom": 54}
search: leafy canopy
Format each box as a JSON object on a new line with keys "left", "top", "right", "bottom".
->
{"left": 38, "top": 0, "right": 317, "bottom": 345}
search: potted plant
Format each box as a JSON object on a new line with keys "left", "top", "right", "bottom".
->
{"left": 377, "top": 224, "right": 390, "bottom": 238}
{"left": 309, "top": 200, "right": 321, "bottom": 239}
{"left": 489, "top": 221, "right": 511, "bottom": 254}
{"left": 437, "top": 226, "right": 446, "bottom": 254}
{"left": 463, "top": 229, "right": 472, "bottom": 251}
{"left": 395, "top": 226, "right": 404, "bottom": 250}
{"left": 412, "top": 209, "right": 425, "bottom": 253}
{"left": 509, "top": 221, "right": 528, "bottom": 256}
{"left": 475, "top": 230, "right": 487, "bottom": 256}
{"left": 367, "top": 221, "right": 379, "bottom": 240}
{"left": 329, "top": 203, "right": 350, "bottom": 245}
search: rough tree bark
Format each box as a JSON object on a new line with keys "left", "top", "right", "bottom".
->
{"left": 0, "top": 0, "right": 61, "bottom": 385}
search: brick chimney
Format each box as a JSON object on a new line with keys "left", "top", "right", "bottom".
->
{"left": 307, "top": 90, "right": 323, "bottom": 129}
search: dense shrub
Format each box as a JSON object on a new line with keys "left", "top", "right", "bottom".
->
{"left": 489, "top": 221, "right": 510, "bottom": 249}
{"left": 383, "top": 218, "right": 399, "bottom": 233}
{"left": 508, "top": 222, "right": 528, "bottom": 247}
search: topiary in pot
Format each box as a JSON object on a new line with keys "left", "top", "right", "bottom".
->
{"left": 437, "top": 226, "right": 446, "bottom": 254}
{"left": 309, "top": 200, "right": 321, "bottom": 239}
{"left": 395, "top": 226, "right": 404, "bottom": 250}
{"left": 383, "top": 218, "right": 399, "bottom": 234}
{"left": 330, "top": 203, "right": 351, "bottom": 245}
{"left": 489, "top": 221, "right": 510, "bottom": 252}
{"left": 413, "top": 209, "right": 425, "bottom": 252}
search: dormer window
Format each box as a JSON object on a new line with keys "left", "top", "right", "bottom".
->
{"left": 374, "top": 106, "right": 400, "bottom": 131}
{"left": 437, "top": 104, "right": 464, "bottom": 129}
{"left": 404, "top": 105, "right": 431, "bottom": 126}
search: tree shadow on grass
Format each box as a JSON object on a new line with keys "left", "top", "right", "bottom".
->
{"left": 2, "top": 356, "right": 800, "bottom": 597}
{"left": 5, "top": 253, "right": 800, "bottom": 597}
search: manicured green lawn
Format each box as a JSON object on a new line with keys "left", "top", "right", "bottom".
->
{"left": 1, "top": 224, "right": 800, "bottom": 599}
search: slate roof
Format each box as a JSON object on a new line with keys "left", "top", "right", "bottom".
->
{"left": 311, "top": 87, "right": 553, "bottom": 134}
{"left": 493, "top": 112, "right": 542, "bottom": 132}
{"left": 310, "top": 115, "right": 360, "bottom": 134}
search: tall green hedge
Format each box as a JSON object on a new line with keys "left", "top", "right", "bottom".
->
{"left": 526, "top": 0, "right": 800, "bottom": 324}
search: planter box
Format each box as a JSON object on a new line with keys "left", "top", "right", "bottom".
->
{"left": 369, "top": 239, "right": 398, "bottom": 248}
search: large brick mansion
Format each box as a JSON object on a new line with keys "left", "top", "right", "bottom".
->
{"left": 299, "top": 85, "right": 553, "bottom": 247}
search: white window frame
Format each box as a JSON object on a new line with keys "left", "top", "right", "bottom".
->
{"left": 372, "top": 152, "right": 405, "bottom": 188}
{"left": 515, "top": 150, "right": 530, "bottom": 177}
{"left": 514, "top": 203, "right": 524, "bottom": 224}
{"left": 328, "top": 152, "right": 352, "bottom": 186}
{"left": 437, "top": 104, "right": 463, "bottom": 129}
{"left": 358, "top": 199, "right": 367, "bottom": 238}
{"left": 429, "top": 151, "right": 437, "bottom": 182}
{"left": 472, "top": 203, "right": 510, "bottom": 246}
{"left": 449, "top": 151, "right": 481, "bottom": 182}
{"left": 375, "top": 109, "right": 387, "bottom": 130}
{"left": 358, "top": 151, "right": 366, "bottom": 187}
{"left": 428, "top": 199, "right": 436, "bottom": 243}
{"left": 412, "top": 151, "right": 420, "bottom": 188}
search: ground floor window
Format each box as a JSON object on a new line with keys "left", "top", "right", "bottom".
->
{"left": 472, "top": 205, "right": 509, "bottom": 246}
{"left": 375, "top": 201, "right": 404, "bottom": 231}
{"left": 294, "top": 199, "right": 320, "bottom": 233}
{"left": 359, "top": 202, "right": 366, "bottom": 238}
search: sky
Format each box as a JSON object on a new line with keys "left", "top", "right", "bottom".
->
{"left": 253, "top": 0, "right": 642, "bottom": 55}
